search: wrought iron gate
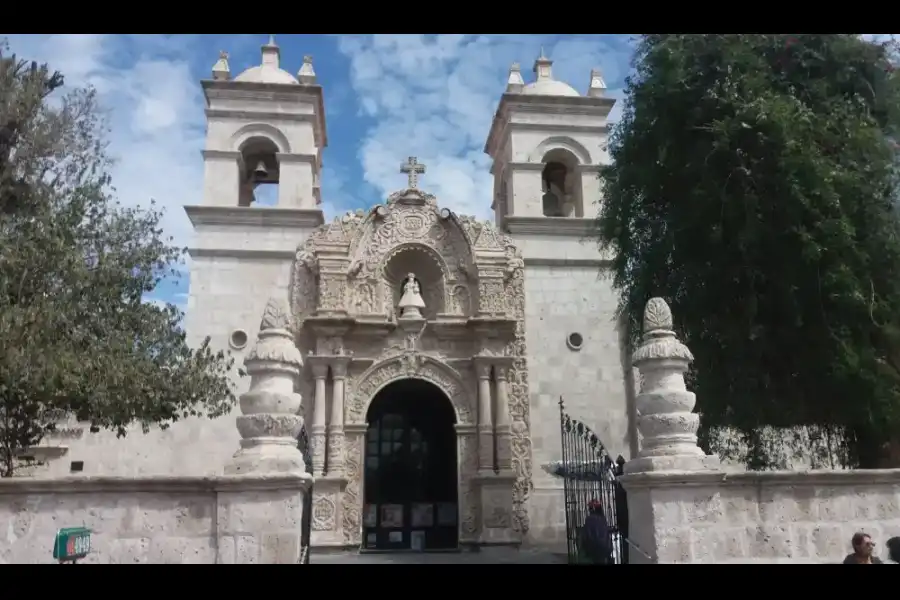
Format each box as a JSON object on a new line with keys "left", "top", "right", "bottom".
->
{"left": 556, "top": 398, "right": 629, "bottom": 564}
{"left": 297, "top": 424, "right": 313, "bottom": 564}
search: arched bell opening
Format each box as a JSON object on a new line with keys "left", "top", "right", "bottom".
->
{"left": 238, "top": 135, "right": 280, "bottom": 207}
{"left": 362, "top": 378, "right": 459, "bottom": 551}
{"left": 541, "top": 147, "right": 583, "bottom": 218}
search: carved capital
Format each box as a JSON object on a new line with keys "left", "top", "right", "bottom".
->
{"left": 330, "top": 356, "right": 352, "bottom": 379}
{"left": 490, "top": 356, "right": 514, "bottom": 380}
{"left": 473, "top": 359, "right": 493, "bottom": 380}
{"left": 307, "top": 355, "right": 330, "bottom": 380}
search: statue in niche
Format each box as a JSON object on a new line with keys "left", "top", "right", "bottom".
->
{"left": 452, "top": 285, "right": 470, "bottom": 316}
{"left": 398, "top": 272, "right": 426, "bottom": 319}
{"left": 355, "top": 283, "right": 374, "bottom": 314}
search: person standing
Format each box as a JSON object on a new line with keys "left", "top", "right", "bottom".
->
{"left": 579, "top": 499, "right": 613, "bottom": 565}
{"left": 843, "top": 532, "right": 884, "bottom": 564}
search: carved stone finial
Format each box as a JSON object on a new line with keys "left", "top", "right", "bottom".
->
{"left": 507, "top": 62, "right": 525, "bottom": 93}
{"left": 260, "top": 296, "right": 291, "bottom": 331}
{"left": 643, "top": 297, "right": 673, "bottom": 333}
{"left": 298, "top": 54, "right": 316, "bottom": 84}
{"left": 400, "top": 157, "right": 426, "bottom": 189}
{"left": 626, "top": 297, "right": 719, "bottom": 475}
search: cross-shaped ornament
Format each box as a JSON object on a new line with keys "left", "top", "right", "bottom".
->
{"left": 400, "top": 156, "right": 426, "bottom": 189}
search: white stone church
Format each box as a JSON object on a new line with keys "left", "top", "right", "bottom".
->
{"left": 34, "top": 37, "right": 634, "bottom": 551}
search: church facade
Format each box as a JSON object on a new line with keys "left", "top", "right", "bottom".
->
{"left": 32, "top": 38, "right": 635, "bottom": 551}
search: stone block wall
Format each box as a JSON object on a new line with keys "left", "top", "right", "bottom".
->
{"left": 622, "top": 469, "right": 900, "bottom": 564}
{"left": 0, "top": 474, "right": 309, "bottom": 564}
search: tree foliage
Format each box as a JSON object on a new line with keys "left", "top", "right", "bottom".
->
{"left": 0, "top": 41, "right": 239, "bottom": 476}
{"left": 597, "top": 34, "right": 900, "bottom": 469}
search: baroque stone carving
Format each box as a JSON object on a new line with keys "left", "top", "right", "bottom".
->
{"left": 287, "top": 186, "right": 533, "bottom": 537}
{"left": 312, "top": 494, "right": 337, "bottom": 531}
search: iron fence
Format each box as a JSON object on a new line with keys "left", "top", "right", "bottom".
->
{"left": 298, "top": 424, "right": 313, "bottom": 564}
{"left": 557, "top": 397, "right": 629, "bottom": 564}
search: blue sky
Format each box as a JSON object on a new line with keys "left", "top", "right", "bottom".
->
{"left": 3, "top": 34, "right": 636, "bottom": 311}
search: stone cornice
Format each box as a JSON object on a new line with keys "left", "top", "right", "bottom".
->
{"left": 0, "top": 473, "right": 312, "bottom": 495}
{"left": 188, "top": 248, "right": 295, "bottom": 260}
{"left": 524, "top": 257, "right": 613, "bottom": 269}
{"left": 185, "top": 205, "right": 325, "bottom": 229}
{"left": 485, "top": 92, "right": 616, "bottom": 157}
{"left": 503, "top": 216, "right": 596, "bottom": 236}
{"left": 620, "top": 467, "right": 900, "bottom": 491}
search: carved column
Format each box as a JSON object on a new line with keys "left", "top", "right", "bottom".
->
{"left": 327, "top": 356, "right": 351, "bottom": 476}
{"left": 493, "top": 360, "right": 513, "bottom": 473}
{"left": 226, "top": 297, "right": 310, "bottom": 478}
{"left": 309, "top": 359, "right": 329, "bottom": 477}
{"left": 474, "top": 358, "right": 495, "bottom": 474}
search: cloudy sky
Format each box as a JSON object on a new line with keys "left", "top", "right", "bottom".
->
{"left": 2, "top": 34, "right": 636, "bottom": 310}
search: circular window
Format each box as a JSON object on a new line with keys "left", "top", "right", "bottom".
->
{"left": 229, "top": 329, "right": 249, "bottom": 350}
{"left": 566, "top": 332, "right": 584, "bottom": 351}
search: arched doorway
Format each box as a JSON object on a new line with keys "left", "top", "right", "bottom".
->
{"left": 363, "top": 378, "right": 458, "bottom": 551}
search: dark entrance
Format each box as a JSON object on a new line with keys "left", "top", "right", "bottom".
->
{"left": 362, "top": 378, "right": 458, "bottom": 551}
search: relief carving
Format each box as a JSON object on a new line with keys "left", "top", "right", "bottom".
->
{"left": 312, "top": 494, "right": 337, "bottom": 531}
{"left": 287, "top": 189, "right": 532, "bottom": 538}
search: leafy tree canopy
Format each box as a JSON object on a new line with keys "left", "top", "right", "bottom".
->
{"left": 597, "top": 34, "right": 900, "bottom": 468}
{"left": 0, "top": 41, "right": 238, "bottom": 476}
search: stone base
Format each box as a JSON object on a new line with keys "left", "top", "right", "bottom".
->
{"left": 310, "top": 475, "right": 349, "bottom": 547}
{"left": 225, "top": 438, "right": 307, "bottom": 476}
{"left": 473, "top": 470, "right": 521, "bottom": 545}
{"left": 624, "top": 453, "right": 721, "bottom": 475}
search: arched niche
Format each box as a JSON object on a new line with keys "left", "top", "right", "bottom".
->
{"left": 381, "top": 243, "right": 448, "bottom": 319}
{"left": 236, "top": 134, "right": 282, "bottom": 207}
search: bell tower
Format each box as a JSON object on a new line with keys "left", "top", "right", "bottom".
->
{"left": 483, "top": 51, "right": 637, "bottom": 548}
{"left": 183, "top": 35, "right": 326, "bottom": 370}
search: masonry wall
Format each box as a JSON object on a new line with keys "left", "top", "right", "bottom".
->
{"left": 0, "top": 474, "right": 309, "bottom": 564}
{"left": 623, "top": 469, "right": 900, "bottom": 564}
{"left": 515, "top": 230, "right": 634, "bottom": 548}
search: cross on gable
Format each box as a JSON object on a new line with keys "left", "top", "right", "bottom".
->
{"left": 400, "top": 156, "right": 426, "bottom": 189}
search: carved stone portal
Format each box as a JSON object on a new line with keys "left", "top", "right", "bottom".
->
{"left": 285, "top": 187, "right": 532, "bottom": 549}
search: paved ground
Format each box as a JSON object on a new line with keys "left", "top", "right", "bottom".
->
{"left": 310, "top": 548, "right": 567, "bottom": 564}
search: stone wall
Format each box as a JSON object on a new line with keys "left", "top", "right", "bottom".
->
{"left": 623, "top": 469, "right": 900, "bottom": 564}
{"left": 0, "top": 474, "right": 308, "bottom": 564}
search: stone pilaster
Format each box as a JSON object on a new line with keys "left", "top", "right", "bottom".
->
{"left": 226, "top": 297, "right": 311, "bottom": 480}
{"left": 327, "top": 356, "right": 351, "bottom": 476}
{"left": 474, "top": 357, "right": 495, "bottom": 474}
{"left": 624, "top": 297, "right": 720, "bottom": 474}
{"left": 307, "top": 357, "right": 329, "bottom": 477}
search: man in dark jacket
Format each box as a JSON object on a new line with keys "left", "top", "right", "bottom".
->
{"left": 579, "top": 499, "right": 613, "bottom": 565}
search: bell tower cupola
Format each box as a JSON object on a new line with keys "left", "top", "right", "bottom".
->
{"left": 197, "top": 35, "right": 328, "bottom": 210}
{"left": 484, "top": 50, "right": 615, "bottom": 233}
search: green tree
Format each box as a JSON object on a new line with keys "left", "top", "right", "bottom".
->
{"left": 597, "top": 34, "right": 900, "bottom": 469}
{"left": 0, "top": 41, "right": 239, "bottom": 477}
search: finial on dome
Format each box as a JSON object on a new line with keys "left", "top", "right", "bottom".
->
{"left": 506, "top": 62, "right": 524, "bottom": 93}
{"left": 261, "top": 34, "right": 280, "bottom": 69}
{"left": 588, "top": 68, "right": 607, "bottom": 98}
{"left": 533, "top": 48, "right": 553, "bottom": 81}
{"left": 297, "top": 55, "right": 316, "bottom": 85}
{"left": 212, "top": 50, "right": 230, "bottom": 81}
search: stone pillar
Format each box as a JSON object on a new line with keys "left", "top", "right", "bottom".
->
{"left": 309, "top": 358, "right": 329, "bottom": 477}
{"left": 226, "top": 297, "right": 311, "bottom": 477}
{"left": 474, "top": 359, "right": 494, "bottom": 474}
{"left": 624, "top": 297, "right": 720, "bottom": 474}
{"left": 327, "top": 356, "right": 350, "bottom": 476}
{"left": 493, "top": 361, "right": 513, "bottom": 473}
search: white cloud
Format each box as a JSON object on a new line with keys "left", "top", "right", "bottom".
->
{"left": 336, "top": 34, "right": 632, "bottom": 219}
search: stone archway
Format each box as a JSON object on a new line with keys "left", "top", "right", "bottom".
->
{"left": 340, "top": 354, "right": 480, "bottom": 547}
{"left": 362, "top": 378, "right": 459, "bottom": 551}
